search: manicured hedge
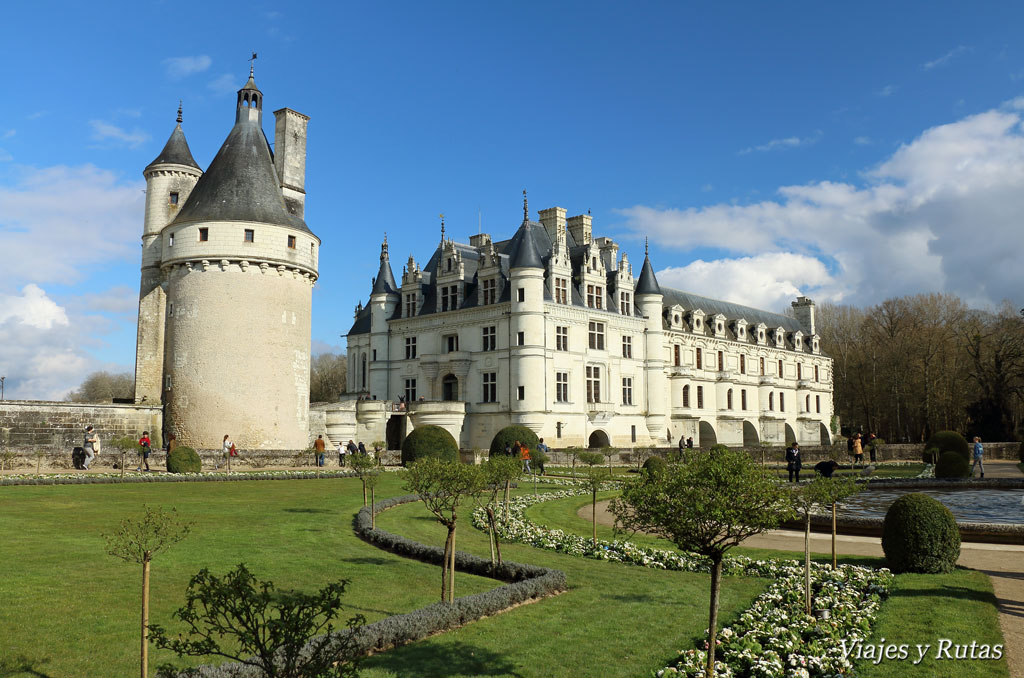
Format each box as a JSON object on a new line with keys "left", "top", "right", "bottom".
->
{"left": 881, "top": 493, "right": 961, "bottom": 574}
{"left": 642, "top": 456, "right": 667, "bottom": 475}
{"left": 165, "top": 494, "right": 566, "bottom": 677}
{"left": 924, "top": 431, "right": 969, "bottom": 462}
{"left": 167, "top": 446, "right": 202, "bottom": 474}
{"left": 935, "top": 450, "right": 969, "bottom": 479}
{"left": 488, "top": 425, "right": 539, "bottom": 458}
{"left": 401, "top": 425, "right": 459, "bottom": 465}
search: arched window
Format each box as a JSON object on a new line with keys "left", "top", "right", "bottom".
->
{"left": 727, "top": 389, "right": 733, "bottom": 409}
{"left": 682, "top": 384, "right": 690, "bottom": 408}
{"left": 805, "top": 394, "right": 810, "bottom": 412}
{"left": 768, "top": 392, "right": 774, "bottom": 411}
{"left": 252, "top": 94, "right": 258, "bottom": 107}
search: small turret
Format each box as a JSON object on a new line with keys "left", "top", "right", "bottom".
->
{"left": 370, "top": 234, "right": 399, "bottom": 297}
{"left": 236, "top": 63, "right": 263, "bottom": 126}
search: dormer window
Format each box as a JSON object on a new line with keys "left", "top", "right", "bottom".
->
{"left": 482, "top": 278, "right": 497, "bottom": 305}
{"left": 554, "top": 277, "right": 569, "bottom": 304}
{"left": 447, "top": 258, "right": 453, "bottom": 272}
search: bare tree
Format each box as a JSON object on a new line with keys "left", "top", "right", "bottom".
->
{"left": 66, "top": 371, "right": 135, "bottom": 402}
{"left": 309, "top": 353, "right": 347, "bottom": 403}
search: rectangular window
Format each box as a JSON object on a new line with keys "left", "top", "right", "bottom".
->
{"left": 482, "top": 325, "right": 496, "bottom": 351}
{"left": 622, "top": 335, "right": 632, "bottom": 359}
{"left": 556, "top": 326, "right": 568, "bottom": 351}
{"left": 697, "top": 385, "right": 704, "bottom": 409}
{"left": 741, "top": 389, "right": 747, "bottom": 410}
{"left": 780, "top": 393, "right": 785, "bottom": 412}
{"left": 404, "top": 379, "right": 417, "bottom": 403}
{"left": 517, "top": 287, "right": 525, "bottom": 302}
{"left": 816, "top": 395, "right": 821, "bottom": 413}
{"left": 555, "top": 372, "right": 569, "bottom": 403}
{"left": 165, "top": 375, "right": 172, "bottom": 390}
{"left": 696, "top": 347, "right": 702, "bottom": 369}
{"left": 760, "top": 357, "right": 765, "bottom": 376}
{"left": 619, "top": 291, "right": 631, "bottom": 315}
{"left": 441, "top": 285, "right": 458, "bottom": 312}
{"left": 674, "top": 345, "right": 681, "bottom": 366}
{"left": 517, "top": 331, "right": 525, "bottom": 346}
{"left": 168, "top": 302, "right": 174, "bottom": 317}
{"left": 483, "top": 372, "right": 497, "bottom": 403}
{"left": 372, "top": 349, "right": 377, "bottom": 361}
{"left": 288, "top": 235, "right": 296, "bottom": 249}
{"left": 588, "top": 321, "right": 605, "bottom": 350}
{"left": 555, "top": 277, "right": 568, "bottom": 304}
{"left": 404, "top": 293, "right": 417, "bottom": 317}
{"left": 682, "top": 385, "right": 690, "bottom": 408}
{"left": 797, "top": 363, "right": 802, "bottom": 380}
{"left": 739, "top": 355, "right": 745, "bottom": 374}
{"left": 586, "top": 284, "right": 595, "bottom": 308}
{"left": 595, "top": 286, "right": 603, "bottom": 309}
{"left": 814, "top": 365, "right": 820, "bottom": 382}
{"left": 482, "top": 278, "right": 496, "bottom": 305}
{"left": 168, "top": 232, "right": 174, "bottom": 247}
{"left": 445, "top": 334, "right": 459, "bottom": 353}
{"left": 717, "top": 351, "right": 724, "bottom": 371}
{"left": 517, "top": 385, "right": 525, "bottom": 400}
{"left": 622, "top": 377, "right": 633, "bottom": 405}
{"left": 169, "top": 192, "right": 179, "bottom": 205}
{"left": 631, "top": 425, "right": 637, "bottom": 443}
{"left": 198, "top": 227, "right": 209, "bottom": 242}
{"left": 244, "top": 228, "right": 254, "bottom": 242}
{"left": 586, "top": 366, "right": 601, "bottom": 403}
{"left": 778, "top": 360, "right": 784, "bottom": 378}
{"left": 405, "top": 337, "right": 417, "bottom": 359}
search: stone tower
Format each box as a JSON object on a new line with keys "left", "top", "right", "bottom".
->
{"left": 635, "top": 247, "right": 667, "bottom": 440}
{"left": 135, "top": 104, "right": 202, "bottom": 405}
{"left": 147, "top": 70, "right": 318, "bottom": 449}
{"left": 507, "top": 200, "right": 547, "bottom": 434}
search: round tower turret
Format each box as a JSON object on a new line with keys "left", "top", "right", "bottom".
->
{"left": 507, "top": 196, "right": 547, "bottom": 433}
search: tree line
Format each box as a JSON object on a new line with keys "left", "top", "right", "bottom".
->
{"left": 818, "top": 294, "right": 1024, "bottom": 443}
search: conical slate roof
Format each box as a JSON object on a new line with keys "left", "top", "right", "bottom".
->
{"left": 635, "top": 254, "right": 662, "bottom": 295}
{"left": 146, "top": 124, "right": 200, "bottom": 172}
{"left": 506, "top": 220, "right": 545, "bottom": 269}
{"left": 170, "top": 119, "right": 311, "bottom": 233}
{"left": 371, "top": 241, "right": 399, "bottom": 295}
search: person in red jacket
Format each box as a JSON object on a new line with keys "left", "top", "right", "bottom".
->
{"left": 136, "top": 431, "right": 152, "bottom": 472}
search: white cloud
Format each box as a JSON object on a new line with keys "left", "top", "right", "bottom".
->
{"left": 89, "top": 120, "right": 149, "bottom": 148}
{"left": 0, "top": 285, "right": 101, "bottom": 400}
{"left": 2, "top": 129, "right": 14, "bottom": 139}
{"left": 739, "top": 131, "right": 822, "bottom": 155}
{"left": 875, "top": 84, "right": 898, "bottom": 97}
{"left": 923, "top": 45, "right": 969, "bottom": 70}
{"left": 853, "top": 136, "right": 872, "bottom": 145}
{"left": 0, "top": 148, "right": 12, "bottom": 162}
{"left": 208, "top": 74, "right": 238, "bottom": 94}
{"left": 618, "top": 103, "right": 1024, "bottom": 309}
{"left": 163, "top": 55, "right": 212, "bottom": 79}
{"left": 0, "top": 164, "right": 144, "bottom": 286}
{"left": 700, "top": 183, "right": 714, "bottom": 192}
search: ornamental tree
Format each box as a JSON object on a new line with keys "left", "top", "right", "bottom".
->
{"left": 348, "top": 452, "right": 378, "bottom": 506}
{"left": 403, "top": 458, "right": 486, "bottom": 602}
{"left": 576, "top": 451, "right": 606, "bottom": 546}
{"left": 150, "top": 564, "right": 364, "bottom": 678}
{"left": 104, "top": 506, "right": 191, "bottom": 678}
{"left": 478, "top": 455, "right": 522, "bottom": 565}
{"left": 609, "top": 448, "right": 794, "bottom": 678}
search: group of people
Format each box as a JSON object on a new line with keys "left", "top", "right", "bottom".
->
{"left": 330, "top": 437, "right": 372, "bottom": 467}
{"left": 502, "top": 438, "right": 549, "bottom": 475}
{"left": 676, "top": 436, "right": 695, "bottom": 452}
{"left": 846, "top": 432, "right": 878, "bottom": 465}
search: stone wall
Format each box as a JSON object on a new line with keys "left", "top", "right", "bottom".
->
{"left": 0, "top": 400, "right": 163, "bottom": 468}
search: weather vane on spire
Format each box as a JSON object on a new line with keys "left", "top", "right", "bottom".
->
{"left": 381, "top": 232, "right": 389, "bottom": 260}
{"left": 645, "top": 237, "right": 649, "bottom": 256}
{"left": 439, "top": 214, "right": 445, "bottom": 243}
{"left": 523, "top": 190, "right": 528, "bottom": 222}
{"left": 249, "top": 52, "right": 258, "bottom": 77}
{"left": 176, "top": 100, "right": 183, "bottom": 124}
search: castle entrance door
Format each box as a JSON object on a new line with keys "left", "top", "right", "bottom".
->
{"left": 442, "top": 374, "right": 458, "bottom": 401}
{"left": 386, "top": 415, "right": 406, "bottom": 451}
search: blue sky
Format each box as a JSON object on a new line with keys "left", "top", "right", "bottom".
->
{"left": 2, "top": 2, "right": 1023, "bottom": 399}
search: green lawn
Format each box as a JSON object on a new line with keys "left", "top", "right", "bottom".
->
{"left": 362, "top": 488, "right": 768, "bottom": 678}
{"left": 0, "top": 474, "right": 498, "bottom": 678}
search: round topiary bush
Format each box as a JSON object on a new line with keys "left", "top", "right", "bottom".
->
{"left": 166, "top": 446, "right": 201, "bottom": 474}
{"left": 488, "top": 425, "right": 539, "bottom": 458}
{"left": 642, "top": 456, "right": 666, "bottom": 475}
{"left": 709, "top": 443, "right": 730, "bottom": 455}
{"left": 924, "top": 431, "right": 969, "bottom": 462}
{"left": 882, "top": 493, "right": 961, "bottom": 573}
{"left": 922, "top": 447, "right": 940, "bottom": 465}
{"left": 935, "top": 450, "right": 970, "bottom": 479}
{"left": 401, "top": 425, "right": 459, "bottom": 465}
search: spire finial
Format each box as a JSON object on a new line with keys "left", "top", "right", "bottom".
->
{"left": 249, "top": 52, "right": 258, "bottom": 79}
{"left": 439, "top": 214, "right": 445, "bottom": 243}
{"left": 645, "top": 237, "right": 649, "bottom": 256}
{"left": 523, "top": 190, "right": 528, "bottom": 222}
{"left": 176, "top": 100, "right": 183, "bottom": 124}
{"left": 381, "top": 232, "right": 389, "bottom": 261}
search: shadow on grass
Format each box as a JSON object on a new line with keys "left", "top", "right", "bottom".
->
{"left": 362, "top": 641, "right": 524, "bottom": 678}
{"left": 282, "top": 508, "right": 331, "bottom": 514}
{"left": 341, "top": 556, "right": 397, "bottom": 566}
{"left": 891, "top": 584, "right": 999, "bottom": 604}
{"left": 0, "top": 655, "right": 53, "bottom": 678}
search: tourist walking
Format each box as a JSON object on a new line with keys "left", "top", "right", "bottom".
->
{"left": 314, "top": 435, "right": 326, "bottom": 467}
{"left": 136, "top": 430, "right": 151, "bottom": 472}
{"left": 82, "top": 425, "right": 98, "bottom": 470}
{"left": 686, "top": 437, "right": 694, "bottom": 449}
{"left": 536, "top": 438, "right": 549, "bottom": 475}
{"left": 358, "top": 441, "right": 367, "bottom": 457}
{"left": 337, "top": 441, "right": 345, "bottom": 467}
{"left": 220, "top": 434, "right": 236, "bottom": 470}
{"left": 678, "top": 435, "right": 685, "bottom": 454}
{"left": 814, "top": 459, "right": 839, "bottom": 478}
{"left": 785, "top": 442, "right": 802, "bottom": 482}
{"left": 516, "top": 440, "right": 531, "bottom": 474}
{"left": 971, "top": 436, "right": 984, "bottom": 478}
{"left": 867, "top": 432, "right": 878, "bottom": 463}
{"left": 851, "top": 433, "right": 863, "bottom": 467}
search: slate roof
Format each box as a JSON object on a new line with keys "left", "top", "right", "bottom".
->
{"left": 506, "top": 220, "right": 546, "bottom": 269}
{"left": 635, "top": 255, "right": 662, "bottom": 295}
{"left": 170, "top": 116, "right": 313, "bottom": 235}
{"left": 661, "top": 287, "right": 801, "bottom": 333}
{"left": 146, "top": 124, "right": 201, "bottom": 172}
{"left": 371, "top": 257, "right": 399, "bottom": 296}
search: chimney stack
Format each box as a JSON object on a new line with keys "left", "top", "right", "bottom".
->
{"left": 273, "top": 108, "right": 310, "bottom": 219}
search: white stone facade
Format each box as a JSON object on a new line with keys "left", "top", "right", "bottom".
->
{"left": 346, "top": 206, "right": 833, "bottom": 451}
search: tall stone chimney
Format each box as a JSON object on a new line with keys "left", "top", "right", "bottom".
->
{"left": 566, "top": 213, "right": 592, "bottom": 245}
{"left": 538, "top": 206, "right": 566, "bottom": 242}
{"left": 273, "top": 108, "right": 310, "bottom": 219}
{"left": 791, "top": 296, "right": 816, "bottom": 335}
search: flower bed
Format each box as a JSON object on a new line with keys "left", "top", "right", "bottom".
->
{"left": 0, "top": 467, "right": 404, "bottom": 486}
{"left": 473, "top": 484, "right": 893, "bottom": 677}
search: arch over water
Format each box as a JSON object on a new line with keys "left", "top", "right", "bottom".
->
{"left": 784, "top": 423, "right": 797, "bottom": 446}
{"left": 698, "top": 421, "right": 718, "bottom": 449}
{"left": 742, "top": 420, "right": 759, "bottom": 448}
{"left": 819, "top": 422, "right": 832, "bottom": 446}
